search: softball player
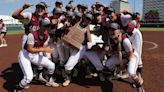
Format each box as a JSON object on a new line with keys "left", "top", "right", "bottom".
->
{"left": 83, "top": 11, "right": 107, "bottom": 81}
{"left": 63, "top": 13, "right": 93, "bottom": 87}
{"left": 12, "top": 2, "right": 49, "bottom": 79}
{"left": 51, "top": 11, "right": 75, "bottom": 64}
{"left": 106, "top": 23, "right": 143, "bottom": 87}
{"left": 0, "top": 19, "right": 7, "bottom": 47}
{"left": 84, "top": 50, "right": 106, "bottom": 81}
{"left": 47, "top": 7, "right": 65, "bottom": 62}
{"left": 14, "top": 18, "right": 59, "bottom": 92}
{"left": 12, "top": 2, "right": 48, "bottom": 48}
{"left": 126, "top": 22, "right": 143, "bottom": 77}
{"left": 48, "top": 8, "right": 70, "bottom": 84}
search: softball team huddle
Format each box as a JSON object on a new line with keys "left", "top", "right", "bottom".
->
{"left": 12, "top": 1, "right": 144, "bottom": 92}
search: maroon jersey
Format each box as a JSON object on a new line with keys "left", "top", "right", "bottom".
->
{"left": 31, "top": 31, "right": 48, "bottom": 48}
{"left": 109, "top": 35, "right": 134, "bottom": 59}
{"left": 25, "top": 13, "right": 48, "bottom": 35}
{"left": 24, "top": 31, "right": 48, "bottom": 50}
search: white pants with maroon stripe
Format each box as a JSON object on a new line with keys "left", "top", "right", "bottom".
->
{"left": 18, "top": 49, "right": 55, "bottom": 87}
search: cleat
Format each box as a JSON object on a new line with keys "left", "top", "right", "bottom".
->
{"left": 85, "top": 73, "right": 98, "bottom": 78}
{"left": 38, "top": 73, "right": 48, "bottom": 83}
{"left": 13, "top": 85, "right": 23, "bottom": 92}
{"left": 0, "top": 44, "right": 3, "bottom": 47}
{"left": 62, "top": 80, "right": 70, "bottom": 87}
{"left": 134, "top": 77, "right": 144, "bottom": 88}
{"left": 24, "top": 85, "right": 30, "bottom": 89}
{"left": 90, "top": 73, "right": 98, "bottom": 77}
{"left": 117, "top": 73, "right": 129, "bottom": 79}
{"left": 137, "top": 86, "right": 145, "bottom": 92}
{"left": 46, "top": 77, "right": 59, "bottom": 87}
{"left": 3, "top": 44, "right": 7, "bottom": 47}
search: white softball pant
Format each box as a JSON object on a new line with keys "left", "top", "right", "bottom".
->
{"left": 106, "top": 51, "right": 139, "bottom": 75}
{"left": 51, "top": 39, "right": 70, "bottom": 64}
{"left": 65, "top": 46, "right": 86, "bottom": 71}
{"left": 84, "top": 51, "right": 104, "bottom": 71}
{"left": 18, "top": 49, "right": 55, "bottom": 87}
{"left": 129, "top": 30, "right": 143, "bottom": 67}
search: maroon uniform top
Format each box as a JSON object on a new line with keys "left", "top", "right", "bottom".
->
{"left": 24, "top": 31, "right": 48, "bottom": 50}
{"left": 24, "top": 13, "right": 48, "bottom": 35}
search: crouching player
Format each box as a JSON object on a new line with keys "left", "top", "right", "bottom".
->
{"left": 106, "top": 23, "right": 143, "bottom": 88}
{"left": 14, "top": 18, "right": 59, "bottom": 92}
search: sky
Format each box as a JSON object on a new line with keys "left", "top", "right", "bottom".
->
{"left": 0, "top": 0, "right": 143, "bottom": 16}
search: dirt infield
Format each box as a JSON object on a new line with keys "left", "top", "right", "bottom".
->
{"left": 0, "top": 31, "right": 164, "bottom": 92}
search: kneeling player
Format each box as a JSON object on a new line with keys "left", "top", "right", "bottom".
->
{"left": 14, "top": 18, "right": 59, "bottom": 92}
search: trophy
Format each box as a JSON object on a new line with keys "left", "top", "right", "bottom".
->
{"left": 63, "top": 22, "right": 89, "bottom": 49}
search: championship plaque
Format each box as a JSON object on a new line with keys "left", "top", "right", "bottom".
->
{"left": 63, "top": 22, "right": 88, "bottom": 49}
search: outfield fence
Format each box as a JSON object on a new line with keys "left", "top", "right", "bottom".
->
{"left": 141, "top": 23, "right": 164, "bottom": 28}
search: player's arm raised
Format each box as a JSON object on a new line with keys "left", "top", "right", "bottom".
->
{"left": 12, "top": 3, "right": 33, "bottom": 19}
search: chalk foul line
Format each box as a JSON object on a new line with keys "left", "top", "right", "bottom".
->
{"left": 143, "top": 41, "right": 158, "bottom": 50}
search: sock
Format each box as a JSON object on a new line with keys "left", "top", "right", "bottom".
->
{"left": 137, "top": 67, "right": 142, "bottom": 74}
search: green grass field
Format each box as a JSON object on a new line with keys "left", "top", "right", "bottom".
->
{"left": 140, "top": 28, "right": 164, "bottom": 31}
{"left": 7, "top": 30, "right": 24, "bottom": 35}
